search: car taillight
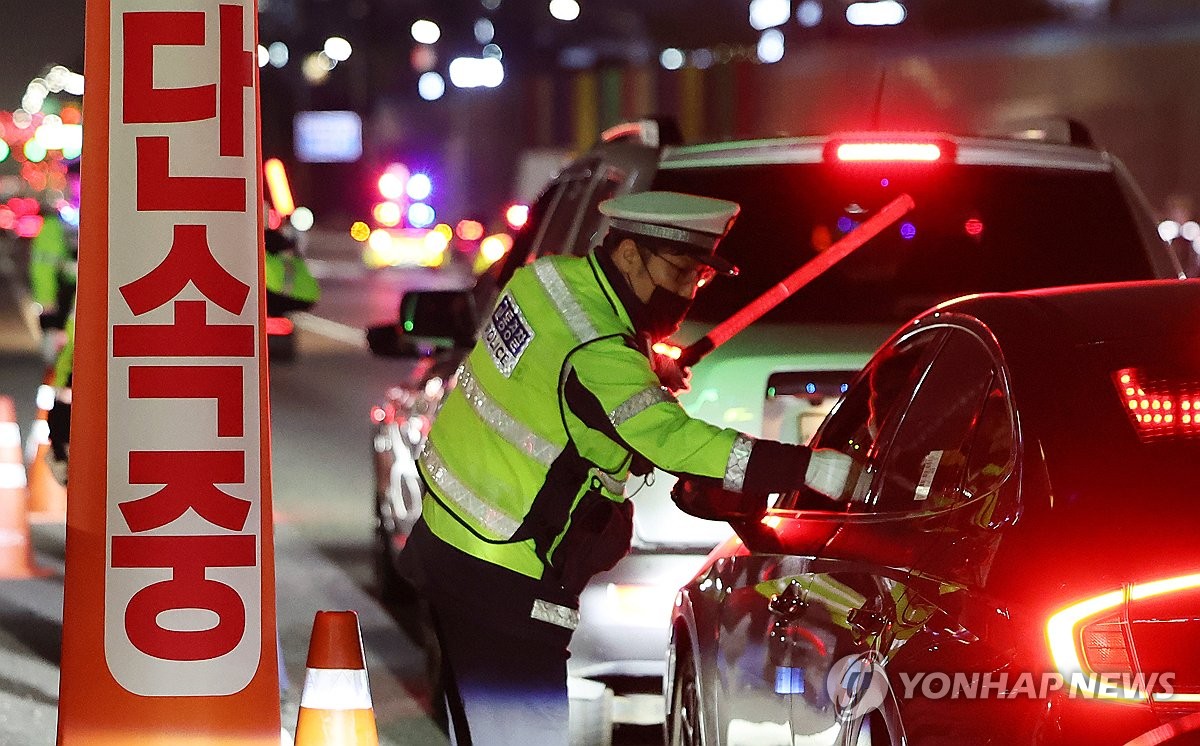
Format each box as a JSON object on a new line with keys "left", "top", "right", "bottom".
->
{"left": 265, "top": 316, "right": 294, "bottom": 336}
{"left": 1113, "top": 368, "right": 1200, "bottom": 441}
{"left": 824, "top": 138, "right": 954, "bottom": 164}
{"left": 1047, "top": 572, "right": 1200, "bottom": 702}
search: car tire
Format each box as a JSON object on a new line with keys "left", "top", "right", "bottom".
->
{"left": 667, "top": 646, "right": 705, "bottom": 746}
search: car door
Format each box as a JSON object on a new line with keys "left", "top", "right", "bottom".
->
{"left": 711, "top": 327, "right": 945, "bottom": 745}
{"left": 797, "top": 324, "right": 1018, "bottom": 744}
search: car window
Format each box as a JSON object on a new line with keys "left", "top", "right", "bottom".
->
{"left": 869, "top": 329, "right": 997, "bottom": 514}
{"left": 961, "top": 384, "right": 1015, "bottom": 503}
{"left": 777, "top": 328, "right": 945, "bottom": 511}
{"left": 651, "top": 163, "right": 1156, "bottom": 325}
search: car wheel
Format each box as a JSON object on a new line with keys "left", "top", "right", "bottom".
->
{"left": 667, "top": 646, "right": 705, "bottom": 746}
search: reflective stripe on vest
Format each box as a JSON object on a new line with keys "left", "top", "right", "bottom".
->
{"left": 531, "top": 599, "right": 580, "bottom": 630}
{"left": 723, "top": 433, "right": 756, "bottom": 492}
{"left": 608, "top": 385, "right": 678, "bottom": 428}
{"left": 533, "top": 259, "right": 597, "bottom": 341}
{"left": 457, "top": 361, "right": 561, "bottom": 467}
{"left": 421, "top": 440, "right": 523, "bottom": 539}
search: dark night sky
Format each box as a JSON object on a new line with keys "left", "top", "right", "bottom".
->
{"left": 0, "top": 1, "right": 86, "bottom": 108}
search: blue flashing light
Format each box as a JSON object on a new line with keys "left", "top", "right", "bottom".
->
{"left": 805, "top": 382, "right": 817, "bottom": 395}
{"left": 840, "top": 383, "right": 850, "bottom": 393}
{"left": 880, "top": 177, "right": 889, "bottom": 187}
{"left": 836, "top": 216, "right": 854, "bottom": 233}
{"left": 900, "top": 221, "right": 916, "bottom": 240}
{"left": 408, "top": 201, "right": 435, "bottom": 228}
{"left": 407, "top": 173, "right": 433, "bottom": 201}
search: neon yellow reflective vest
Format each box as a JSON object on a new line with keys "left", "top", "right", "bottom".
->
{"left": 30, "top": 215, "right": 77, "bottom": 309}
{"left": 265, "top": 252, "right": 320, "bottom": 304}
{"left": 418, "top": 252, "right": 754, "bottom": 579}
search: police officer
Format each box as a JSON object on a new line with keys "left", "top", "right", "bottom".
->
{"left": 403, "top": 191, "right": 855, "bottom": 745}
{"left": 29, "top": 204, "right": 78, "bottom": 364}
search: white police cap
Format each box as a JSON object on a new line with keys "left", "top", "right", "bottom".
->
{"left": 599, "top": 191, "right": 741, "bottom": 276}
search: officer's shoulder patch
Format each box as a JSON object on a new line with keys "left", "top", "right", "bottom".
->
{"left": 483, "top": 292, "right": 534, "bottom": 377}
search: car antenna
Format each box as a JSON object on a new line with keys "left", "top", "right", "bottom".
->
{"left": 870, "top": 68, "right": 887, "bottom": 130}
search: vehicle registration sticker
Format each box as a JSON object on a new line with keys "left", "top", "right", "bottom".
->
{"left": 485, "top": 293, "right": 534, "bottom": 377}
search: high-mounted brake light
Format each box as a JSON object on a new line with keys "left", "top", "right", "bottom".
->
{"left": 1047, "top": 572, "right": 1200, "bottom": 702}
{"left": 825, "top": 140, "right": 955, "bottom": 165}
{"left": 1113, "top": 368, "right": 1200, "bottom": 441}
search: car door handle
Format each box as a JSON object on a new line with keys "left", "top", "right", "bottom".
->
{"left": 768, "top": 578, "right": 807, "bottom": 620}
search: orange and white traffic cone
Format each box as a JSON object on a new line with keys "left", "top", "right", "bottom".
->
{"left": 0, "top": 395, "right": 44, "bottom": 579}
{"left": 25, "top": 381, "right": 66, "bottom": 521}
{"left": 294, "top": 610, "right": 380, "bottom": 746}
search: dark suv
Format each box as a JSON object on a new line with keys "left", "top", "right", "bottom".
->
{"left": 367, "top": 120, "right": 1182, "bottom": 736}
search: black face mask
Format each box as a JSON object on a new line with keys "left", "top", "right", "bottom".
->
{"left": 642, "top": 283, "right": 693, "bottom": 341}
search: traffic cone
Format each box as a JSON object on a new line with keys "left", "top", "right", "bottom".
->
{"left": 25, "top": 381, "right": 66, "bottom": 520}
{"left": 0, "top": 396, "right": 44, "bottom": 579}
{"left": 294, "top": 610, "right": 379, "bottom": 746}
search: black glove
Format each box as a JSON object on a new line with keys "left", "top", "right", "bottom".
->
{"left": 671, "top": 476, "right": 767, "bottom": 522}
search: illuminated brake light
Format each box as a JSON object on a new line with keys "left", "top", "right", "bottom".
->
{"left": 1113, "top": 368, "right": 1200, "bottom": 441}
{"left": 265, "top": 316, "right": 294, "bottom": 336}
{"left": 1047, "top": 572, "right": 1200, "bottom": 701}
{"left": 834, "top": 142, "right": 942, "bottom": 162}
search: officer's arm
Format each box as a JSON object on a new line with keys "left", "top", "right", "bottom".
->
{"left": 564, "top": 337, "right": 811, "bottom": 493}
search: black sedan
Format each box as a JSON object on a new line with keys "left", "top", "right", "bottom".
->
{"left": 667, "top": 279, "right": 1200, "bottom": 746}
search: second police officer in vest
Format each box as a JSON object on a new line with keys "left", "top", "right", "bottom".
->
{"left": 403, "top": 191, "right": 856, "bottom": 744}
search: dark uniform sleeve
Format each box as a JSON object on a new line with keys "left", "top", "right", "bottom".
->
{"left": 562, "top": 336, "right": 811, "bottom": 493}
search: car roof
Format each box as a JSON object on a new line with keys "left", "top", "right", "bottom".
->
{"left": 659, "top": 131, "right": 1114, "bottom": 172}
{"left": 928, "top": 279, "right": 1200, "bottom": 350}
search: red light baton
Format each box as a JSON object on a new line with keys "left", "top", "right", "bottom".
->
{"left": 678, "top": 192, "right": 916, "bottom": 367}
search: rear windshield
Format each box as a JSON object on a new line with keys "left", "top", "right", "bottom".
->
{"left": 651, "top": 162, "right": 1155, "bottom": 324}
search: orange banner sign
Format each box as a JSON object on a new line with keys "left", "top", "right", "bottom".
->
{"left": 58, "top": 1, "right": 279, "bottom": 742}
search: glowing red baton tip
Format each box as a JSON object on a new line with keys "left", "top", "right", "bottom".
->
{"left": 680, "top": 193, "right": 915, "bottom": 366}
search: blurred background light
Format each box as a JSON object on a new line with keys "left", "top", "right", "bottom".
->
{"left": 749, "top": 0, "right": 790, "bottom": 30}
{"left": 406, "top": 173, "right": 433, "bottom": 200}
{"left": 846, "top": 0, "right": 907, "bottom": 26}
{"left": 482, "top": 43, "right": 503, "bottom": 59}
{"left": 757, "top": 29, "right": 785, "bottom": 63}
{"left": 505, "top": 203, "right": 530, "bottom": 229}
{"left": 474, "top": 18, "right": 495, "bottom": 44}
{"left": 1159, "top": 220, "right": 1181, "bottom": 241}
{"left": 418, "top": 71, "right": 446, "bottom": 101}
{"left": 408, "top": 202, "right": 436, "bottom": 228}
{"left": 549, "top": 0, "right": 580, "bottom": 22}
{"left": 257, "top": 45, "right": 270, "bottom": 68}
{"left": 797, "top": 0, "right": 823, "bottom": 27}
{"left": 411, "top": 19, "right": 441, "bottom": 44}
{"left": 448, "top": 56, "right": 504, "bottom": 88}
{"left": 268, "top": 41, "right": 290, "bottom": 68}
{"left": 289, "top": 206, "right": 315, "bottom": 232}
{"left": 324, "top": 36, "right": 353, "bottom": 62}
{"left": 660, "top": 47, "right": 684, "bottom": 70}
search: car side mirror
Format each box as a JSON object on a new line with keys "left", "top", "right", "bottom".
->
{"left": 671, "top": 478, "right": 767, "bottom": 522}
{"left": 398, "top": 289, "right": 477, "bottom": 350}
{"left": 365, "top": 323, "right": 420, "bottom": 358}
